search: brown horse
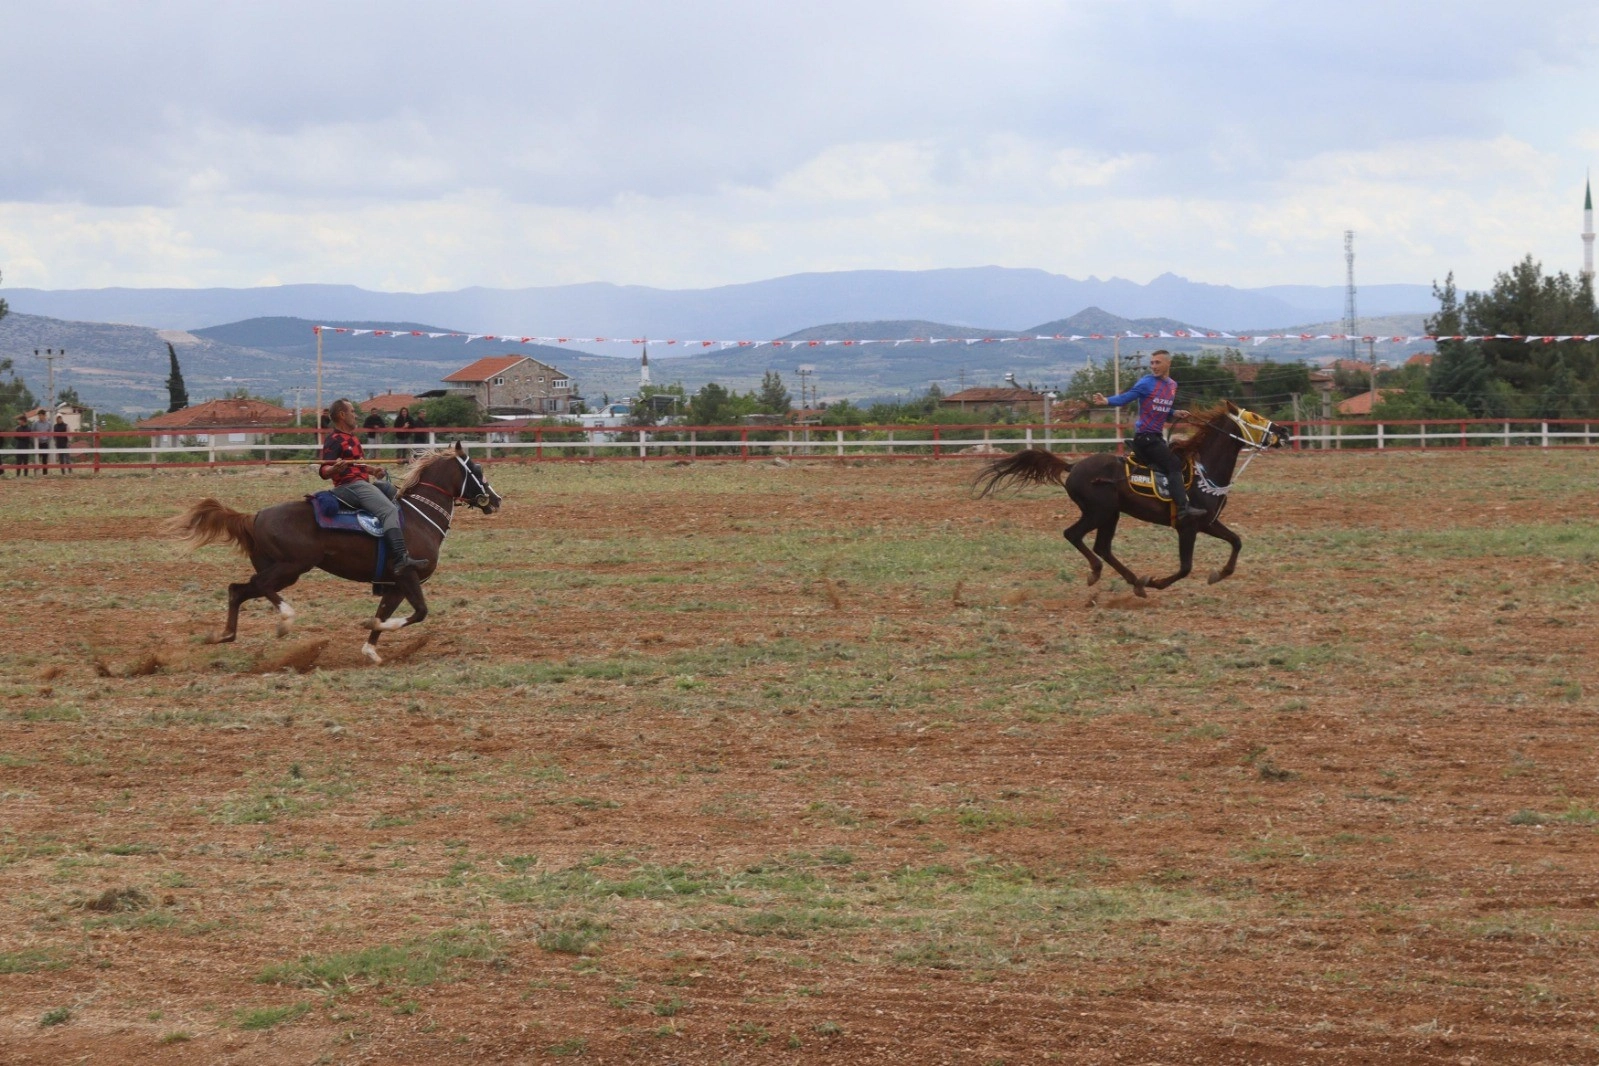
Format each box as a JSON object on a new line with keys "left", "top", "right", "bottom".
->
{"left": 168, "top": 443, "right": 501, "bottom": 663}
{"left": 974, "top": 401, "right": 1289, "bottom": 596}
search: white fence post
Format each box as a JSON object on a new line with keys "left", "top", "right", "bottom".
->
{"left": 1541, "top": 422, "right": 1550, "bottom": 448}
{"left": 1377, "top": 423, "right": 1385, "bottom": 450}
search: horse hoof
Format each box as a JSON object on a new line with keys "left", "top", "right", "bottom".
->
{"left": 361, "top": 643, "right": 382, "bottom": 665}
{"left": 207, "top": 632, "right": 237, "bottom": 645}
{"left": 275, "top": 620, "right": 292, "bottom": 638}
{"left": 1207, "top": 570, "right": 1226, "bottom": 585}
{"left": 1132, "top": 579, "right": 1147, "bottom": 599}
{"left": 1086, "top": 571, "right": 1102, "bottom": 587}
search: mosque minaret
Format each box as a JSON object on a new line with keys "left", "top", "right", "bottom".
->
{"left": 1584, "top": 173, "right": 1595, "bottom": 285}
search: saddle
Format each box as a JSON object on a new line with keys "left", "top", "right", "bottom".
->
{"left": 1121, "top": 453, "right": 1194, "bottom": 503}
{"left": 306, "top": 491, "right": 383, "bottom": 537}
{"left": 307, "top": 491, "right": 409, "bottom": 588}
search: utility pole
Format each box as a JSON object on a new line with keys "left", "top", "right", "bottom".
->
{"left": 33, "top": 348, "right": 65, "bottom": 409}
{"left": 1343, "top": 231, "right": 1359, "bottom": 366}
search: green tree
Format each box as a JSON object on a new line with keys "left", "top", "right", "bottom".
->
{"left": 686, "top": 382, "right": 757, "bottom": 425}
{"left": 756, "top": 370, "right": 792, "bottom": 414}
{"left": 1425, "top": 272, "right": 1493, "bottom": 416}
{"left": 0, "top": 358, "right": 35, "bottom": 424}
{"left": 818, "top": 400, "right": 864, "bottom": 426}
{"left": 165, "top": 343, "right": 190, "bottom": 413}
{"left": 420, "top": 394, "right": 482, "bottom": 429}
{"left": 1449, "top": 255, "right": 1599, "bottom": 417}
{"left": 0, "top": 269, "right": 9, "bottom": 324}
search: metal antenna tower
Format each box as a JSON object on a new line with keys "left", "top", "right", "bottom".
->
{"left": 1343, "top": 231, "right": 1358, "bottom": 363}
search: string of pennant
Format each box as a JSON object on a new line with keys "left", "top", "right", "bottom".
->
{"left": 313, "top": 325, "right": 1599, "bottom": 348}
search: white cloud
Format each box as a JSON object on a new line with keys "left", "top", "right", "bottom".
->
{"left": 0, "top": 1, "right": 1596, "bottom": 294}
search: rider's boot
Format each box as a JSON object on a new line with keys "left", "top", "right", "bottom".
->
{"left": 383, "top": 527, "right": 425, "bottom": 575}
{"left": 1170, "top": 483, "right": 1209, "bottom": 521}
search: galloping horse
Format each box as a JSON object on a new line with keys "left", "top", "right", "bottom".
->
{"left": 168, "top": 443, "right": 501, "bottom": 663}
{"left": 974, "top": 401, "right": 1289, "bottom": 596}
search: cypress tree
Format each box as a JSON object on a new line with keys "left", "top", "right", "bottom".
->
{"left": 165, "top": 342, "right": 190, "bottom": 413}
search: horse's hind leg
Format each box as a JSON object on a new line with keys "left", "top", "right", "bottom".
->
{"left": 1062, "top": 513, "right": 1104, "bottom": 586}
{"left": 1087, "top": 513, "right": 1148, "bottom": 597}
{"left": 361, "top": 577, "right": 428, "bottom": 665}
{"left": 1145, "top": 528, "right": 1198, "bottom": 591}
{"left": 1200, "top": 519, "right": 1244, "bottom": 584}
{"left": 212, "top": 562, "right": 306, "bottom": 644}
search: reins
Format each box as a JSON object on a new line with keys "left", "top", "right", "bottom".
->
{"left": 400, "top": 456, "right": 495, "bottom": 540}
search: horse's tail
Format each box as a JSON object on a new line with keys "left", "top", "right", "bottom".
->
{"left": 972, "top": 448, "right": 1074, "bottom": 498}
{"left": 166, "top": 498, "right": 256, "bottom": 557}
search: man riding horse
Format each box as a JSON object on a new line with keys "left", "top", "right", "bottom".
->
{"left": 320, "top": 398, "right": 424, "bottom": 576}
{"left": 1092, "top": 349, "right": 1208, "bottom": 522}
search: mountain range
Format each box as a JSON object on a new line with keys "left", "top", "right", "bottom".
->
{"left": 0, "top": 304, "right": 1433, "bottom": 416}
{"left": 4, "top": 266, "right": 1435, "bottom": 336}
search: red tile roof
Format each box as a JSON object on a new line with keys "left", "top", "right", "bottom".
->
{"left": 137, "top": 398, "right": 295, "bottom": 430}
{"left": 1336, "top": 389, "right": 1402, "bottom": 416}
{"left": 362, "top": 393, "right": 418, "bottom": 413}
{"left": 1405, "top": 353, "right": 1434, "bottom": 367}
{"left": 942, "top": 387, "right": 1045, "bottom": 404}
{"left": 442, "top": 356, "right": 529, "bottom": 383}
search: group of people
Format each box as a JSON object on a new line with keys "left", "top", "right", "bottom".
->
{"left": 321, "top": 404, "right": 430, "bottom": 456}
{"left": 6, "top": 412, "right": 73, "bottom": 476}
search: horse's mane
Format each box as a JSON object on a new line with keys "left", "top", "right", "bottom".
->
{"left": 1171, "top": 402, "right": 1233, "bottom": 458}
{"left": 397, "top": 449, "right": 458, "bottom": 492}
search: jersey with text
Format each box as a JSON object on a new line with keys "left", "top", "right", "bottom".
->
{"left": 1106, "top": 374, "right": 1178, "bottom": 434}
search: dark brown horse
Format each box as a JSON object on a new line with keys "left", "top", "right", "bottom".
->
{"left": 168, "top": 443, "right": 502, "bottom": 663}
{"left": 974, "top": 401, "right": 1289, "bottom": 596}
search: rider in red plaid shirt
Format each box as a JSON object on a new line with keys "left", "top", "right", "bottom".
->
{"left": 319, "top": 398, "right": 423, "bottom": 575}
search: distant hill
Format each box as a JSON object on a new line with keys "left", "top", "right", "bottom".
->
{"left": 3, "top": 267, "right": 1438, "bottom": 335}
{"left": 0, "top": 305, "right": 1439, "bottom": 415}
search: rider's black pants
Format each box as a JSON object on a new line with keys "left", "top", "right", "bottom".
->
{"left": 1132, "top": 431, "right": 1191, "bottom": 510}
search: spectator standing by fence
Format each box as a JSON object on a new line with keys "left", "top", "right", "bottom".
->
{"left": 31, "top": 412, "right": 51, "bottom": 474}
{"left": 362, "top": 408, "right": 387, "bottom": 447}
{"left": 392, "top": 406, "right": 413, "bottom": 459}
{"left": 7, "top": 414, "right": 26, "bottom": 476}
{"left": 408, "top": 409, "right": 429, "bottom": 457}
{"left": 53, "top": 414, "right": 71, "bottom": 473}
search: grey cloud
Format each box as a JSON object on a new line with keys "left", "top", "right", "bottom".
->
{"left": 0, "top": 1, "right": 1594, "bottom": 211}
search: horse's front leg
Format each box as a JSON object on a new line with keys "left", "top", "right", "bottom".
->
{"left": 1144, "top": 527, "right": 1198, "bottom": 590}
{"left": 361, "top": 577, "right": 428, "bottom": 664}
{"left": 1200, "top": 518, "right": 1243, "bottom": 584}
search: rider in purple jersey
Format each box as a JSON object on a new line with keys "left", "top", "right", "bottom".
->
{"left": 1094, "top": 350, "right": 1208, "bottom": 521}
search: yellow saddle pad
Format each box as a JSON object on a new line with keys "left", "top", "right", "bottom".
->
{"left": 1123, "top": 453, "right": 1195, "bottom": 502}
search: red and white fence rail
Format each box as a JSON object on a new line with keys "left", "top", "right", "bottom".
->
{"left": 4, "top": 418, "right": 1599, "bottom": 472}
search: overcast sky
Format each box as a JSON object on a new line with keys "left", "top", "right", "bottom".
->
{"left": 1, "top": 1, "right": 1596, "bottom": 295}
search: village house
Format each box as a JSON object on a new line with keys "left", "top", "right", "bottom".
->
{"left": 940, "top": 386, "right": 1049, "bottom": 418}
{"left": 136, "top": 398, "right": 298, "bottom": 450}
{"left": 441, "top": 355, "right": 576, "bottom": 416}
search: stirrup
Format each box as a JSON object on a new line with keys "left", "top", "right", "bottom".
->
{"left": 1179, "top": 504, "right": 1208, "bottom": 519}
{"left": 392, "top": 554, "right": 425, "bottom": 574}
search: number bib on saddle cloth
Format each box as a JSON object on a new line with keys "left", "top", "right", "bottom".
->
{"left": 1122, "top": 453, "right": 1195, "bottom": 503}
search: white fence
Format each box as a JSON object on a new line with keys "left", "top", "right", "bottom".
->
{"left": 2, "top": 418, "right": 1598, "bottom": 471}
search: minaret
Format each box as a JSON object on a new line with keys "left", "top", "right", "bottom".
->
{"left": 640, "top": 341, "right": 651, "bottom": 387}
{"left": 1584, "top": 173, "right": 1595, "bottom": 285}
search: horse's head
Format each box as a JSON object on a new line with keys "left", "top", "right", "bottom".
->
{"left": 1226, "top": 402, "right": 1291, "bottom": 449}
{"left": 451, "top": 441, "right": 502, "bottom": 514}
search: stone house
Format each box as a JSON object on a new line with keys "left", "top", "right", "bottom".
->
{"left": 441, "top": 355, "right": 576, "bottom": 416}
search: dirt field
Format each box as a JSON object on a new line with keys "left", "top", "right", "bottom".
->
{"left": 2, "top": 450, "right": 1598, "bottom": 1064}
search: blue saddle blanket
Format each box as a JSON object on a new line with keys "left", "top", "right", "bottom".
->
{"left": 306, "top": 491, "right": 383, "bottom": 537}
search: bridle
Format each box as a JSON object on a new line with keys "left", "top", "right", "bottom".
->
{"left": 1193, "top": 407, "right": 1283, "bottom": 495}
{"left": 401, "top": 456, "right": 497, "bottom": 538}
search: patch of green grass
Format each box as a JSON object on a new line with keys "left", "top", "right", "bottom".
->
{"left": 536, "top": 916, "right": 609, "bottom": 956}
{"left": 236, "top": 1002, "right": 311, "bottom": 1030}
{"left": 0, "top": 949, "right": 67, "bottom": 974}
{"left": 39, "top": 1006, "right": 71, "bottom": 1027}
{"left": 257, "top": 928, "right": 499, "bottom": 990}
